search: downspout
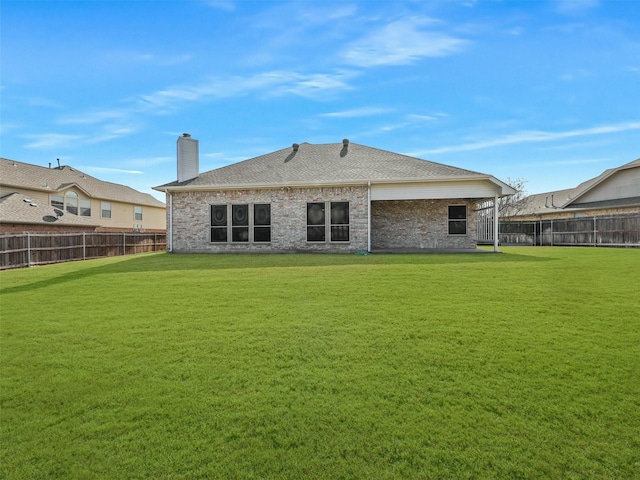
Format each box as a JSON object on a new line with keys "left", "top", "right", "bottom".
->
{"left": 167, "top": 190, "right": 173, "bottom": 253}
{"left": 493, "top": 194, "right": 499, "bottom": 252}
{"left": 367, "top": 181, "right": 372, "bottom": 252}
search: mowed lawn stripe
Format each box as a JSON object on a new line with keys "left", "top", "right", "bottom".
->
{"left": 1, "top": 248, "right": 638, "bottom": 478}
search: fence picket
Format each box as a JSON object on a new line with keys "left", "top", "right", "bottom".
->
{"left": 1, "top": 232, "right": 166, "bottom": 270}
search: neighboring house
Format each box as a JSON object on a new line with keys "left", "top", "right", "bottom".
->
{"left": 154, "top": 134, "right": 514, "bottom": 253}
{"left": 503, "top": 158, "right": 640, "bottom": 220}
{"left": 1, "top": 158, "right": 166, "bottom": 233}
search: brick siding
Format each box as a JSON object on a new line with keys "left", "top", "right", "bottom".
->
{"left": 371, "top": 199, "right": 477, "bottom": 250}
{"left": 170, "top": 186, "right": 368, "bottom": 253}
{"left": 170, "top": 188, "right": 478, "bottom": 252}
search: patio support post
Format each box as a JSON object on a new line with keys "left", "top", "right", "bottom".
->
{"left": 493, "top": 194, "right": 499, "bottom": 252}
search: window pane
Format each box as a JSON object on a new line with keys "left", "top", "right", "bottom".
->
{"left": 80, "top": 199, "right": 91, "bottom": 217}
{"left": 331, "top": 202, "right": 349, "bottom": 225}
{"left": 449, "top": 220, "right": 467, "bottom": 235}
{"left": 51, "top": 195, "right": 63, "bottom": 210}
{"left": 232, "top": 205, "right": 249, "bottom": 226}
{"left": 254, "top": 204, "right": 271, "bottom": 226}
{"left": 448, "top": 205, "right": 466, "bottom": 220}
{"left": 331, "top": 226, "right": 350, "bottom": 242}
{"left": 254, "top": 227, "right": 271, "bottom": 242}
{"left": 232, "top": 227, "right": 249, "bottom": 242}
{"left": 211, "top": 227, "right": 227, "bottom": 242}
{"left": 211, "top": 205, "right": 227, "bottom": 226}
{"left": 66, "top": 197, "right": 78, "bottom": 215}
{"left": 134, "top": 206, "right": 143, "bottom": 221}
{"left": 307, "top": 203, "right": 325, "bottom": 226}
{"left": 101, "top": 202, "right": 111, "bottom": 219}
{"left": 307, "top": 226, "right": 325, "bottom": 242}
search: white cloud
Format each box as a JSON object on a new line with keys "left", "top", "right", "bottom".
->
{"left": 416, "top": 121, "right": 640, "bottom": 155}
{"left": 81, "top": 166, "right": 144, "bottom": 175}
{"left": 321, "top": 107, "right": 393, "bottom": 118}
{"left": 25, "top": 133, "right": 84, "bottom": 149}
{"left": 555, "top": 0, "right": 599, "bottom": 14}
{"left": 136, "top": 70, "right": 357, "bottom": 110}
{"left": 342, "top": 17, "right": 468, "bottom": 67}
{"left": 58, "top": 110, "right": 127, "bottom": 125}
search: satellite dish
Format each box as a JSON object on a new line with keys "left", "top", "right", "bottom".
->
{"left": 54, "top": 208, "right": 64, "bottom": 217}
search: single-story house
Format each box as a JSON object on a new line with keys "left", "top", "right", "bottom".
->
{"left": 503, "top": 158, "right": 640, "bottom": 220}
{"left": 154, "top": 134, "right": 515, "bottom": 253}
{"left": 1, "top": 158, "right": 166, "bottom": 233}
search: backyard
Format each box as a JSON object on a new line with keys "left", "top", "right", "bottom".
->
{"left": 1, "top": 247, "right": 638, "bottom": 479}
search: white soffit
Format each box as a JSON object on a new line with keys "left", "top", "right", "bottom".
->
{"left": 371, "top": 180, "right": 499, "bottom": 201}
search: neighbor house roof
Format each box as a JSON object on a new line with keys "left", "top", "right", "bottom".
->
{"left": 1, "top": 158, "right": 165, "bottom": 208}
{"left": 155, "top": 141, "right": 513, "bottom": 193}
{"left": 507, "top": 158, "right": 640, "bottom": 217}
{"left": 0, "top": 192, "right": 98, "bottom": 227}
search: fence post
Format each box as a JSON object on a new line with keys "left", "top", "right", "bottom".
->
{"left": 83, "top": 232, "right": 86, "bottom": 259}
{"left": 593, "top": 216, "right": 597, "bottom": 247}
{"left": 123, "top": 233, "right": 126, "bottom": 256}
{"left": 27, "top": 232, "right": 31, "bottom": 267}
{"left": 550, "top": 219, "right": 554, "bottom": 246}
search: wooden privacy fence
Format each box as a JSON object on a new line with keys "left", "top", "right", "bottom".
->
{"left": 497, "top": 214, "right": 640, "bottom": 247}
{"left": 0, "top": 232, "right": 166, "bottom": 270}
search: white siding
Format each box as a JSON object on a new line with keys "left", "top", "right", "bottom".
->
{"left": 576, "top": 167, "right": 640, "bottom": 203}
{"left": 371, "top": 180, "right": 499, "bottom": 201}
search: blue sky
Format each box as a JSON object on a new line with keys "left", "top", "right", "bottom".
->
{"left": 2, "top": 0, "right": 639, "bottom": 201}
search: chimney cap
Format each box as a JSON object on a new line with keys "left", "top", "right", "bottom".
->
{"left": 182, "top": 133, "right": 191, "bottom": 138}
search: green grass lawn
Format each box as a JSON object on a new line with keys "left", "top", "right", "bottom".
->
{"left": 1, "top": 247, "right": 639, "bottom": 479}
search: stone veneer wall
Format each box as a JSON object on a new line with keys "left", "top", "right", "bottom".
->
{"left": 170, "top": 186, "right": 369, "bottom": 253}
{"left": 371, "top": 199, "right": 477, "bottom": 250}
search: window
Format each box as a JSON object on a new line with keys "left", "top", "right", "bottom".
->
{"left": 254, "top": 204, "right": 271, "bottom": 243}
{"left": 51, "top": 191, "right": 91, "bottom": 217}
{"left": 210, "top": 205, "right": 228, "bottom": 242}
{"left": 331, "top": 202, "right": 349, "bottom": 242}
{"left": 80, "top": 199, "right": 91, "bottom": 217}
{"left": 232, "top": 204, "right": 249, "bottom": 242}
{"left": 210, "top": 203, "right": 271, "bottom": 243}
{"left": 101, "top": 201, "right": 112, "bottom": 219}
{"left": 307, "top": 202, "right": 350, "bottom": 242}
{"left": 65, "top": 191, "right": 78, "bottom": 215}
{"left": 448, "top": 205, "right": 467, "bottom": 235}
{"left": 307, "top": 202, "right": 326, "bottom": 242}
{"left": 134, "top": 205, "right": 143, "bottom": 221}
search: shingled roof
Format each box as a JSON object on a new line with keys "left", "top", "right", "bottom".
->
{"left": 156, "top": 141, "right": 492, "bottom": 190}
{"left": 508, "top": 158, "right": 640, "bottom": 217}
{"left": 0, "top": 192, "right": 98, "bottom": 227}
{"left": 1, "top": 158, "right": 165, "bottom": 207}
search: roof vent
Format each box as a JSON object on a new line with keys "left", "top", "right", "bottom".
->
{"left": 182, "top": 133, "right": 191, "bottom": 138}
{"left": 292, "top": 143, "right": 299, "bottom": 152}
{"left": 340, "top": 139, "right": 349, "bottom": 158}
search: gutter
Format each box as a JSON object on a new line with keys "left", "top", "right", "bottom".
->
{"left": 155, "top": 174, "right": 510, "bottom": 194}
{"left": 167, "top": 190, "right": 173, "bottom": 253}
